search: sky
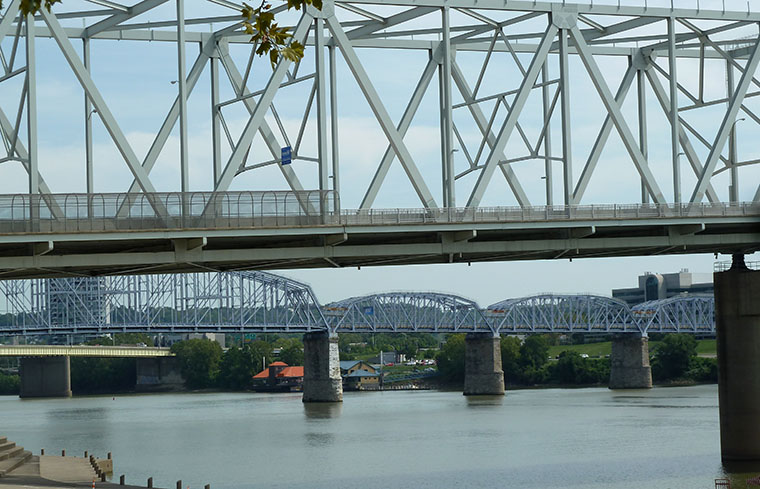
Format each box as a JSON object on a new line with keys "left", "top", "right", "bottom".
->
{"left": 0, "top": 0, "right": 757, "bottom": 307}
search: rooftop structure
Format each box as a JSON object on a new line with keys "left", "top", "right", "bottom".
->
{"left": 612, "top": 269, "right": 713, "bottom": 306}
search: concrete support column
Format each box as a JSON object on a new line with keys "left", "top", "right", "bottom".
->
{"left": 609, "top": 334, "right": 652, "bottom": 389}
{"left": 302, "top": 332, "right": 342, "bottom": 403}
{"left": 716, "top": 255, "right": 760, "bottom": 461}
{"left": 464, "top": 333, "right": 504, "bottom": 396}
{"left": 20, "top": 356, "right": 72, "bottom": 398}
{"left": 136, "top": 357, "right": 184, "bottom": 392}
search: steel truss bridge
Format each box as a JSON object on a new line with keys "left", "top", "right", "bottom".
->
{"left": 0, "top": 273, "right": 715, "bottom": 336}
{"left": 0, "top": 1, "right": 759, "bottom": 277}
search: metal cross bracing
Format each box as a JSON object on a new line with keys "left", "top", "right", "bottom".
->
{"left": 1, "top": 0, "right": 760, "bottom": 215}
{"left": 0, "top": 274, "right": 716, "bottom": 335}
{"left": 0, "top": 271, "right": 328, "bottom": 335}
{"left": 631, "top": 294, "right": 715, "bottom": 334}
{"left": 0, "top": 2, "right": 759, "bottom": 277}
{"left": 323, "top": 292, "right": 493, "bottom": 333}
{"left": 486, "top": 293, "right": 637, "bottom": 334}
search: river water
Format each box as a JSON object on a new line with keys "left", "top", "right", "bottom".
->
{"left": 1, "top": 385, "right": 756, "bottom": 489}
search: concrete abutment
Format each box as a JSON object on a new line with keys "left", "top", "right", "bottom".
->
{"left": 302, "top": 332, "right": 343, "bottom": 402}
{"left": 464, "top": 333, "right": 505, "bottom": 396}
{"left": 716, "top": 256, "right": 760, "bottom": 462}
{"left": 20, "top": 356, "right": 72, "bottom": 398}
{"left": 608, "top": 334, "right": 652, "bottom": 390}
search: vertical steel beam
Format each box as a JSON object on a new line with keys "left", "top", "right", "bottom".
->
{"left": 727, "top": 59, "right": 739, "bottom": 203}
{"left": 690, "top": 38, "right": 760, "bottom": 204}
{"left": 568, "top": 26, "right": 666, "bottom": 204}
{"left": 359, "top": 57, "right": 437, "bottom": 209}
{"left": 176, "top": 0, "right": 189, "bottom": 194}
{"left": 83, "top": 39, "right": 94, "bottom": 196}
{"left": 542, "top": 60, "right": 553, "bottom": 206}
{"left": 25, "top": 15, "right": 38, "bottom": 197}
{"left": 211, "top": 49, "right": 222, "bottom": 186}
{"left": 439, "top": 6, "right": 455, "bottom": 207}
{"left": 467, "top": 23, "right": 558, "bottom": 208}
{"left": 450, "top": 61, "right": 531, "bottom": 207}
{"left": 327, "top": 15, "right": 437, "bottom": 209}
{"left": 329, "top": 45, "right": 340, "bottom": 212}
{"left": 559, "top": 28, "right": 572, "bottom": 206}
{"left": 315, "top": 18, "right": 330, "bottom": 200}
{"left": 668, "top": 17, "right": 681, "bottom": 204}
{"left": 637, "top": 68, "right": 648, "bottom": 204}
{"left": 644, "top": 68, "right": 720, "bottom": 204}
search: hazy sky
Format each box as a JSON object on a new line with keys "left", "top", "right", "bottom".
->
{"left": 0, "top": 0, "right": 756, "bottom": 306}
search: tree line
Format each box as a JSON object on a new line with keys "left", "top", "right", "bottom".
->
{"left": 436, "top": 333, "right": 717, "bottom": 387}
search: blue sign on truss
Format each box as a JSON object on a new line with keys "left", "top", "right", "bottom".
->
{"left": 281, "top": 146, "right": 292, "bottom": 165}
{"left": 363, "top": 306, "right": 374, "bottom": 316}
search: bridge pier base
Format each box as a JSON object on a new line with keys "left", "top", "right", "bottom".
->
{"left": 136, "top": 357, "right": 184, "bottom": 392}
{"left": 608, "top": 335, "right": 652, "bottom": 389}
{"left": 20, "top": 356, "right": 72, "bottom": 398}
{"left": 302, "top": 332, "right": 343, "bottom": 403}
{"left": 464, "top": 333, "right": 504, "bottom": 396}
{"left": 716, "top": 255, "right": 760, "bottom": 462}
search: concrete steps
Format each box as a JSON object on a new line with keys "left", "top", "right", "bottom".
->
{"left": 0, "top": 450, "right": 32, "bottom": 477}
{"left": 0, "top": 437, "right": 32, "bottom": 477}
{"left": 0, "top": 446, "right": 23, "bottom": 461}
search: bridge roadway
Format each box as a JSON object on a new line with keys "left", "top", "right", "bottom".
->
{"left": 0, "top": 194, "right": 757, "bottom": 278}
{"left": 0, "top": 345, "right": 173, "bottom": 358}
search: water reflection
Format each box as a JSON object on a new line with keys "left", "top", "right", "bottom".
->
{"left": 304, "top": 432, "right": 335, "bottom": 447}
{"left": 303, "top": 402, "right": 343, "bottom": 419}
{"left": 465, "top": 395, "right": 504, "bottom": 408}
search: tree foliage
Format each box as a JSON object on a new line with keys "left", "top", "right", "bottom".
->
{"left": 171, "top": 338, "right": 223, "bottom": 389}
{"left": 71, "top": 357, "right": 136, "bottom": 393}
{"left": 2, "top": 0, "right": 317, "bottom": 67}
{"left": 276, "top": 338, "right": 304, "bottom": 366}
{"left": 436, "top": 334, "right": 465, "bottom": 383}
{"left": 651, "top": 334, "right": 698, "bottom": 381}
{"left": 0, "top": 372, "right": 20, "bottom": 395}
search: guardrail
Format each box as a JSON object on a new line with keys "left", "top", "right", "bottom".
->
{"left": 0, "top": 192, "right": 756, "bottom": 234}
{"left": 714, "top": 260, "right": 760, "bottom": 272}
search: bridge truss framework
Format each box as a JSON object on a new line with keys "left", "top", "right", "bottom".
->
{"left": 0, "top": 274, "right": 716, "bottom": 336}
{"left": 0, "top": 0, "right": 760, "bottom": 211}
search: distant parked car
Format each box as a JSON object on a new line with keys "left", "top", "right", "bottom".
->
{"left": 580, "top": 353, "right": 589, "bottom": 358}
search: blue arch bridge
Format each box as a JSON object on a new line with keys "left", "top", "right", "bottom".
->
{"left": 0, "top": 272, "right": 715, "bottom": 400}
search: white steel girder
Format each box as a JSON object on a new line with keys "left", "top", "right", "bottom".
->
{"left": 0, "top": 0, "right": 759, "bottom": 215}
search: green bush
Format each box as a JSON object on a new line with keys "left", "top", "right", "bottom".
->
{"left": 0, "top": 372, "right": 19, "bottom": 395}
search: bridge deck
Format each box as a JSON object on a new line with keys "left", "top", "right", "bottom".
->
{"left": 0, "top": 345, "right": 174, "bottom": 357}
{"left": 0, "top": 199, "right": 757, "bottom": 278}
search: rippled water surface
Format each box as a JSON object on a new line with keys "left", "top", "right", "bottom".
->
{"left": 1, "top": 385, "right": 754, "bottom": 489}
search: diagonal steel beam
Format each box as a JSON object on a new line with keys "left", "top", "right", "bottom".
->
{"left": 117, "top": 46, "right": 211, "bottom": 217}
{"left": 0, "top": 108, "right": 64, "bottom": 218}
{"left": 569, "top": 25, "right": 666, "bottom": 205}
{"left": 360, "top": 56, "right": 437, "bottom": 209}
{"left": 572, "top": 65, "right": 635, "bottom": 204}
{"left": 218, "top": 45, "right": 316, "bottom": 214}
{"left": 0, "top": 0, "right": 20, "bottom": 45}
{"left": 346, "top": 7, "right": 436, "bottom": 40}
{"left": 41, "top": 8, "right": 167, "bottom": 217}
{"left": 690, "top": 38, "right": 760, "bottom": 204}
{"left": 466, "top": 23, "right": 556, "bottom": 208}
{"left": 84, "top": 0, "right": 169, "bottom": 37}
{"left": 328, "top": 14, "right": 437, "bottom": 208}
{"left": 451, "top": 60, "right": 530, "bottom": 207}
{"left": 645, "top": 68, "right": 720, "bottom": 204}
{"left": 211, "top": 13, "right": 313, "bottom": 195}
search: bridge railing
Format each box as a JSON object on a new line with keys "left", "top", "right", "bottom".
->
{"left": 0, "top": 193, "right": 756, "bottom": 234}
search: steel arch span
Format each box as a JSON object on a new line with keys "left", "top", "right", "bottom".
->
{"left": 632, "top": 295, "right": 715, "bottom": 335}
{"left": 487, "top": 294, "right": 636, "bottom": 334}
{"left": 324, "top": 292, "right": 493, "bottom": 334}
{"left": 0, "top": 272, "right": 329, "bottom": 336}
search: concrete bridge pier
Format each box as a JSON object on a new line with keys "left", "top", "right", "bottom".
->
{"left": 716, "top": 254, "right": 760, "bottom": 462}
{"left": 464, "top": 333, "right": 505, "bottom": 396}
{"left": 302, "top": 332, "right": 343, "bottom": 402}
{"left": 20, "top": 356, "right": 72, "bottom": 398}
{"left": 608, "top": 334, "right": 652, "bottom": 389}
